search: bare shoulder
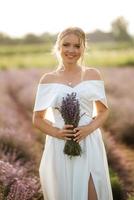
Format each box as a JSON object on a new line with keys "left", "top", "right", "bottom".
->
{"left": 39, "top": 71, "right": 57, "bottom": 84}
{"left": 84, "top": 67, "right": 103, "bottom": 80}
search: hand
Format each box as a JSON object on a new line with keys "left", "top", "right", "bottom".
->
{"left": 73, "top": 125, "right": 91, "bottom": 143}
{"left": 55, "top": 124, "right": 75, "bottom": 141}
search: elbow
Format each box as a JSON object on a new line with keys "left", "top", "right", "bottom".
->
{"left": 32, "top": 115, "right": 38, "bottom": 128}
{"left": 32, "top": 111, "right": 45, "bottom": 128}
{"left": 98, "top": 107, "right": 109, "bottom": 118}
{"left": 106, "top": 107, "right": 109, "bottom": 114}
{"left": 32, "top": 116, "right": 36, "bottom": 127}
{"left": 104, "top": 108, "right": 109, "bottom": 119}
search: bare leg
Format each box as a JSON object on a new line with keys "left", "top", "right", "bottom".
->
{"left": 88, "top": 174, "right": 98, "bottom": 200}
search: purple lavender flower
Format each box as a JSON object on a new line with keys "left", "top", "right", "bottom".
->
{"left": 7, "top": 177, "right": 40, "bottom": 200}
{"left": 57, "top": 92, "right": 84, "bottom": 158}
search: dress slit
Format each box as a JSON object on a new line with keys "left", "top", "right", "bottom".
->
{"left": 88, "top": 172, "right": 98, "bottom": 200}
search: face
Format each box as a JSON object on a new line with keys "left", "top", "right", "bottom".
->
{"left": 59, "top": 33, "right": 84, "bottom": 65}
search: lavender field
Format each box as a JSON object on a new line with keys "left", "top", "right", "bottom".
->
{"left": 0, "top": 67, "right": 134, "bottom": 200}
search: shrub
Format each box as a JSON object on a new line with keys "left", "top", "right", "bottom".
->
{"left": 110, "top": 168, "right": 124, "bottom": 200}
{"left": 0, "top": 161, "right": 43, "bottom": 200}
{"left": 128, "top": 196, "right": 134, "bottom": 200}
{"left": 121, "top": 124, "right": 134, "bottom": 146}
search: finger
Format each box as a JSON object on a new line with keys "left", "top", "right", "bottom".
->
{"left": 65, "top": 133, "right": 75, "bottom": 137}
{"left": 63, "top": 129, "right": 74, "bottom": 133}
{"left": 77, "top": 137, "right": 84, "bottom": 142}
{"left": 73, "top": 128, "right": 80, "bottom": 132}
{"left": 74, "top": 135, "right": 81, "bottom": 141}
{"left": 64, "top": 137, "right": 71, "bottom": 140}
{"left": 74, "top": 131, "right": 81, "bottom": 137}
{"left": 64, "top": 124, "right": 73, "bottom": 129}
{"left": 73, "top": 137, "right": 79, "bottom": 141}
{"left": 77, "top": 139, "right": 81, "bottom": 143}
{"left": 75, "top": 138, "right": 81, "bottom": 142}
{"left": 74, "top": 132, "right": 80, "bottom": 137}
{"left": 77, "top": 135, "right": 85, "bottom": 142}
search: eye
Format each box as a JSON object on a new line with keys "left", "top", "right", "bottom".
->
{"left": 75, "top": 44, "right": 80, "bottom": 48}
{"left": 62, "top": 43, "right": 70, "bottom": 47}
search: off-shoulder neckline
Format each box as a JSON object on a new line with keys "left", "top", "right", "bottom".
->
{"left": 38, "top": 80, "right": 104, "bottom": 89}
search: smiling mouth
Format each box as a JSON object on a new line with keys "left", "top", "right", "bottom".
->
{"left": 66, "top": 55, "right": 76, "bottom": 59}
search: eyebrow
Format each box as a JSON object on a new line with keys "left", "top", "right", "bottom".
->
{"left": 62, "top": 42, "right": 80, "bottom": 45}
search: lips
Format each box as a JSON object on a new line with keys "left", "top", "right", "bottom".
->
{"left": 65, "top": 54, "right": 76, "bottom": 59}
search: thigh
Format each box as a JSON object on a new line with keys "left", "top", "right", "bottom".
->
{"left": 88, "top": 174, "right": 98, "bottom": 200}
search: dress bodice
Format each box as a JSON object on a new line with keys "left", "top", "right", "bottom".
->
{"left": 33, "top": 80, "right": 108, "bottom": 128}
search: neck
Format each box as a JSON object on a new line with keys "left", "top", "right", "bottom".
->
{"left": 58, "top": 63, "right": 80, "bottom": 73}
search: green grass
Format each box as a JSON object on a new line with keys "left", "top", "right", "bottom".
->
{"left": 0, "top": 43, "right": 52, "bottom": 55}
{"left": 0, "top": 53, "right": 58, "bottom": 69}
{"left": 88, "top": 41, "right": 134, "bottom": 51}
{"left": 85, "top": 49, "right": 134, "bottom": 67}
{"left": 0, "top": 42, "right": 134, "bottom": 69}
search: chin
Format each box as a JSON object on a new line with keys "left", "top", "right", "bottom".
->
{"left": 64, "top": 59, "right": 78, "bottom": 65}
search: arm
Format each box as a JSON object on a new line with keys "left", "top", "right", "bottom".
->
{"left": 73, "top": 67, "right": 109, "bottom": 142}
{"left": 32, "top": 73, "right": 59, "bottom": 137}
{"left": 33, "top": 111, "right": 75, "bottom": 140}
{"left": 88, "top": 100, "right": 109, "bottom": 133}
{"left": 33, "top": 73, "right": 75, "bottom": 140}
{"left": 73, "top": 101, "right": 109, "bottom": 143}
{"left": 32, "top": 110, "right": 59, "bottom": 137}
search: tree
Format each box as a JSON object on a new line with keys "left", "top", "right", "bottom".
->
{"left": 0, "top": 33, "right": 11, "bottom": 44}
{"left": 111, "top": 16, "right": 132, "bottom": 41}
{"left": 86, "top": 29, "right": 114, "bottom": 42}
{"left": 22, "top": 33, "right": 43, "bottom": 44}
{"left": 40, "top": 32, "right": 56, "bottom": 43}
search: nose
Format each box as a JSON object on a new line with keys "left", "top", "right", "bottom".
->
{"left": 68, "top": 46, "right": 75, "bottom": 53}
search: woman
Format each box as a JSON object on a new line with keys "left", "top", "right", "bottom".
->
{"left": 33, "top": 27, "right": 113, "bottom": 200}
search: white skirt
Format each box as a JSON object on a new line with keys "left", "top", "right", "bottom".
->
{"left": 39, "top": 128, "right": 113, "bottom": 200}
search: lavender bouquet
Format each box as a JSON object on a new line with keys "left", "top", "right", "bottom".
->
{"left": 56, "top": 92, "right": 85, "bottom": 158}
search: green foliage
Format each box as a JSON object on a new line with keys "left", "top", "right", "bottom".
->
{"left": 128, "top": 196, "right": 134, "bottom": 200}
{"left": 0, "top": 42, "right": 134, "bottom": 70}
{"left": 109, "top": 168, "right": 124, "bottom": 200}
{"left": 111, "top": 16, "right": 132, "bottom": 41}
{"left": 85, "top": 49, "right": 134, "bottom": 67}
{"left": 86, "top": 30, "right": 114, "bottom": 42}
{"left": 0, "top": 43, "right": 52, "bottom": 55}
{"left": 23, "top": 33, "right": 43, "bottom": 44}
{"left": 88, "top": 41, "right": 134, "bottom": 51}
{"left": 0, "top": 32, "right": 56, "bottom": 45}
{"left": 0, "top": 52, "right": 58, "bottom": 69}
{"left": 0, "top": 184, "right": 4, "bottom": 200}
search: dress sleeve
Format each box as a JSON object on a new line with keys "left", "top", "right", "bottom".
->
{"left": 33, "top": 84, "right": 57, "bottom": 111}
{"left": 92, "top": 81, "right": 108, "bottom": 109}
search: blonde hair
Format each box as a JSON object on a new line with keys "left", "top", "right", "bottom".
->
{"left": 53, "top": 27, "right": 87, "bottom": 65}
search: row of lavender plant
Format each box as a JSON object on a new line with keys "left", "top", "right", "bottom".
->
{"left": 102, "top": 67, "right": 134, "bottom": 147}
{"left": 0, "top": 67, "right": 134, "bottom": 199}
{"left": 0, "top": 70, "right": 44, "bottom": 199}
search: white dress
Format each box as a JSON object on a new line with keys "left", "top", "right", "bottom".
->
{"left": 33, "top": 80, "right": 113, "bottom": 200}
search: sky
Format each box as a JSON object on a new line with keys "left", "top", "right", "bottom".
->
{"left": 0, "top": 0, "right": 133, "bottom": 37}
